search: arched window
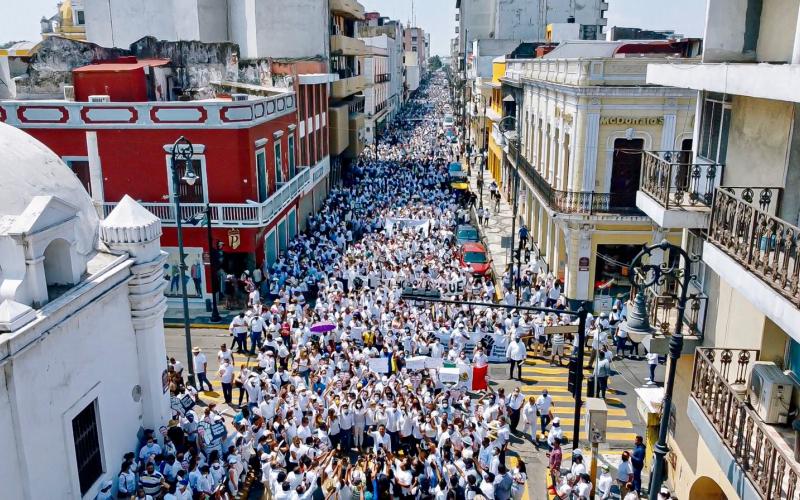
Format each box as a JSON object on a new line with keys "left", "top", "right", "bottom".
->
{"left": 43, "top": 238, "right": 74, "bottom": 300}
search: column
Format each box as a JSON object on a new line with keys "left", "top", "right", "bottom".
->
{"left": 582, "top": 112, "right": 601, "bottom": 191}
{"left": 101, "top": 196, "right": 171, "bottom": 431}
{"left": 661, "top": 113, "right": 676, "bottom": 151}
{"left": 575, "top": 227, "right": 593, "bottom": 300}
{"left": 85, "top": 131, "right": 105, "bottom": 205}
{"left": 537, "top": 206, "right": 547, "bottom": 260}
{"left": 548, "top": 127, "right": 558, "bottom": 185}
{"left": 546, "top": 219, "right": 556, "bottom": 271}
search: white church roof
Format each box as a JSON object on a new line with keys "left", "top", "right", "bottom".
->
{"left": 0, "top": 122, "right": 98, "bottom": 257}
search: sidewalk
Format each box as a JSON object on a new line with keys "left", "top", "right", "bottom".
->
{"left": 466, "top": 161, "right": 522, "bottom": 288}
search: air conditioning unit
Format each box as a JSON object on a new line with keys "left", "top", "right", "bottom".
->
{"left": 748, "top": 361, "right": 794, "bottom": 424}
{"left": 63, "top": 85, "right": 75, "bottom": 101}
{"left": 88, "top": 95, "right": 110, "bottom": 103}
{"left": 231, "top": 93, "right": 249, "bottom": 102}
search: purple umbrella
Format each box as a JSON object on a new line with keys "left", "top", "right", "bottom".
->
{"left": 310, "top": 322, "right": 336, "bottom": 333}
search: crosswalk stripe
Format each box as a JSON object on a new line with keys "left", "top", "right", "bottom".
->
{"left": 549, "top": 407, "right": 627, "bottom": 417}
{"left": 551, "top": 419, "right": 633, "bottom": 428}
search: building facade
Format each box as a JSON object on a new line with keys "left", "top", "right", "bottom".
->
{"left": 633, "top": 0, "right": 800, "bottom": 498}
{"left": 501, "top": 41, "right": 697, "bottom": 305}
{"left": 360, "top": 17, "right": 405, "bottom": 121}
{"left": 0, "top": 122, "right": 170, "bottom": 499}
{"left": 360, "top": 36, "right": 391, "bottom": 144}
{"left": 0, "top": 57, "right": 330, "bottom": 308}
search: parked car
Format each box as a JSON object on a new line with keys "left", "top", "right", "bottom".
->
{"left": 456, "top": 224, "right": 480, "bottom": 245}
{"left": 448, "top": 161, "right": 467, "bottom": 181}
{"left": 460, "top": 242, "right": 492, "bottom": 277}
{"left": 443, "top": 114, "right": 455, "bottom": 127}
{"left": 445, "top": 128, "right": 458, "bottom": 143}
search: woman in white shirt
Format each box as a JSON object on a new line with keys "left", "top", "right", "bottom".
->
{"left": 521, "top": 396, "right": 538, "bottom": 442}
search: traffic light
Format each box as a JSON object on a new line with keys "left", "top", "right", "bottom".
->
{"left": 567, "top": 355, "right": 578, "bottom": 397}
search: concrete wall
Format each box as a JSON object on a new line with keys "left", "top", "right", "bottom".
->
{"left": 459, "top": 0, "right": 497, "bottom": 53}
{"left": 724, "top": 95, "right": 791, "bottom": 188}
{"left": 702, "top": 0, "right": 756, "bottom": 62}
{"left": 253, "top": 0, "right": 327, "bottom": 59}
{"left": 756, "top": 0, "right": 800, "bottom": 62}
{"left": 85, "top": 0, "right": 187, "bottom": 48}
{"left": 0, "top": 275, "right": 145, "bottom": 499}
{"left": 197, "top": 0, "right": 230, "bottom": 42}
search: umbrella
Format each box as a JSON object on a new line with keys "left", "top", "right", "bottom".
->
{"left": 310, "top": 322, "right": 336, "bottom": 333}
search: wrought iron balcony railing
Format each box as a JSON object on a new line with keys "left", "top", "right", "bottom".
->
{"left": 643, "top": 286, "right": 707, "bottom": 339}
{"left": 640, "top": 151, "right": 723, "bottom": 210}
{"left": 509, "top": 142, "right": 642, "bottom": 216}
{"left": 692, "top": 347, "right": 798, "bottom": 499}
{"left": 708, "top": 187, "right": 799, "bottom": 307}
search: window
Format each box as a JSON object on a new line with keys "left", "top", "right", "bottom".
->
{"left": 278, "top": 219, "right": 288, "bottom": 251}
{"left": 72, "top": 400, "right": 103, "bottom": 495}
{"left": 265, "top": 230, "right": 277, "bottom": 267}
{"left": 65, "top": 159, "right": 91, "bottom": 196}
{"left": 274, "top": 142, "right": 283, "bottom": 185}
{"left": 255, "top": 149, "right": 268, "bottom": 202}
{"left": 288, "top": 134, "right": 296, "bottom": 179}
{"left": 698, "top": 92, "right": 731, "bottom": 164}
{"left": 170, "top": 158, "right": 205, "bottom": 203}
{"left": 75, "top": 9, "right": 85, "bottom": 25}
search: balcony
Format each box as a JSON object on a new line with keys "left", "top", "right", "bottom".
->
{"left": 375, "top": 73, "right": 391, "bottom": 83}
{"left": 330, "top": 35, "right": 368, "bottom": 56}
{"left": 99, "top": 162, "right": 329, "bottom": 228}
{"left": 329, "top": 0, "right": 365, "bottom": 20}
{"left": 510, "top": 143, "right": 643, "bottom": 217}
{"left": 331, "top": 75, "right": 366, "bottom": 99}
{"left": 690, "top": 347, "right": 799, "bottom": 499}
{"left": 636, "top": 150, "right": 723, "bottom": 228}
{"left": 705, "top": 187, "right": 800, "bottom": 340}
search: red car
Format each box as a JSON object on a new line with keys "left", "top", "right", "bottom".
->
{"left": 460, "top": 242, "right": 492, "bottom": 277}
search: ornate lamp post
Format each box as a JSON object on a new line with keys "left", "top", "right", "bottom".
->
{"left": 625, "top": 240, "right": 697, "bottom": 499}
{"left": 498, "top": 115, "right": 522, "bottom": 302}
{"left": 170, "top": 136, "right": 200, "bottom": 387}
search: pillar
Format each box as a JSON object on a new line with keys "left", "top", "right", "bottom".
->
{"left": 537, "top": 207, "right": 548, "bottom": 260}
{"left": 101, "top": 196, "right": 171, "bottom": 431}
{"left": 546, "top": 219, "right": 556, "bottom": 271}
{"left": 582, "top": 112, "right": 601, "bottom": 191}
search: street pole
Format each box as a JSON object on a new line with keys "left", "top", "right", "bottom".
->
{"left": 572, "top": 306, "right": 587, "bottom": 450}
{"left": 171, "top": 136, "right": 197, "bottom": 387}
{"left": 513, "top": 115, "right": 522, "bottom": 304}
{"left": 629, "top": 241, "right": 691, "bottom": 499}
{"left": 205, "top": 204, "right": 221, "bottom": 323}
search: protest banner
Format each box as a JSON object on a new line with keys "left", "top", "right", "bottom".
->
{"left": 442, "top": 277, "right": 466, "bottom": 297}
{"left": 440, "top": 366, "right": 460, "bottom": 384}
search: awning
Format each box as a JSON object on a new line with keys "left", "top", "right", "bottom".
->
{"left": 502, "top": 94, "right": 515, "bottom": 102}
{"left": 451, "top": 182, "right": 470, "bottom": 190}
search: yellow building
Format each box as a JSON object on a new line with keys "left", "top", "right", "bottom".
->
{"left": 632, "top": 1, "right": 800, "bottom": 498}
{"left": 41, "top": 0, "right": 87, "bottom": 41}
{"left": 484, "top": 56, "right": 506, "bottom": 186}
{"left": 501, "top": 43, "right": 696, "bottom": 306}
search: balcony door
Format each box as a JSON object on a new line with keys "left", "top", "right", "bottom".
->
{"left": 610, "top": 138, "right": 644, "bottom": 209}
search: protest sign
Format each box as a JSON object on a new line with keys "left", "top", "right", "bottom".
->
{"left": 368, "top": 357, "right": 390, "bottom": 374}
{"left": 405, "top": 356, "right": 428, "bottom": 371}
{"left": 440, "top": 366, "right": 460, "bottom": 384}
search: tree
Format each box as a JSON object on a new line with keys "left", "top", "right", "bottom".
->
{"left": 428, "top": 56, "right": 443, "bottom": 71}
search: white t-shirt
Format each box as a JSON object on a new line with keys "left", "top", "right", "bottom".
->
{"left": 193, "top": 353, "right": 208, "bottom": 373}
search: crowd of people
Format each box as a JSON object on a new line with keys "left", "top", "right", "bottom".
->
{"left": 107, "top": 72, "right": 666, "bottom": 500}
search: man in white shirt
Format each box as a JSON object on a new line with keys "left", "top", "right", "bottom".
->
{"left": 371, "top": 425, "right": 392, "bottom": 453}
{"left": 192, "top": 347, "right": 213, "bottom": 392}
{"left": 505, "top": 336, "right": 526, "bottom": 380}
{"left": 536, "top": 390, "right": 554, "bottom": 435}
{"left": 249, "top": 314, "right": 267, "bottom": 355}
{"left": 218, "top": 359, "right": 234, "bottom": 405}
{"left": 229, "top": 312, "right": 249, "bottom": 353}
{"left": 597, "top": 464, "right": 613, "bottom": 499}
{"left": 506, "top": 387, "right": 525, "bottom": 432}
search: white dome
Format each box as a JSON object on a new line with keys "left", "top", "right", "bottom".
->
{"left": 0, "top": 122, "right": 98, "bottom": 257}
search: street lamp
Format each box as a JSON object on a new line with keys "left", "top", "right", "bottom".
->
{"left": 170, "top": 136, "right": 199, "bottom": 387}
{"left": 498, "top": 114, "right": 522, "bottom": 303}
{"left": 186, "top": 205, "right": 222, "bottom": 323}
{"left": 625, "top": 240, "right": 696, "bottom": 500}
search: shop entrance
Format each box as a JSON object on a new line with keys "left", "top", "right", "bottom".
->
{"left": 594, "top": 244, "right": 644, "bottom": 300}
{"left": 610, "top": 138, "right": 644, "bottom": 209}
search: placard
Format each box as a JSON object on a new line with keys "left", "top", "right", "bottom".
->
{"left": 180, "top": 394, "right": 195, "bottom": 412}
{"left": 425, "top": 357, "right": 444, "bottom": 369}
{"left": 368, "top": 357, "right": 390, "bottom": 374}
{"left": 210, "top": 421, "right": 227, "bottom": 440}
{"left": 443, "top": 278, "right": 466, "bottom": 297}
{"left": 440, "top": 367, "right": 460, "bottom": 384}
{"left": 405, "top": 356, "right": 428, "bottom": 371}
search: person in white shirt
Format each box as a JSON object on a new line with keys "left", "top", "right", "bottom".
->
{"left": 597, "top": 464, "right": 613, "bottom": 499}
{"left": 217, "top": 359, "right": 234, "bottom": 405}
{"left": 371, "top": 425, "right": 392, "bottom": 453}
{"left": 192, "top": 347, "right": 213, "bottom": 392}
{"left": 249, "top": 314, "right": 267, "bottom": 355}
{"left": 547, "top": 418, "right": 564, "bottom": 449}
{"left": 229, "top": 312, "right": 249, "bottom": 353}
{"left": 506, "top": 387, "right": 525, "bottom": 432}
{"left": 505, "top": 336, "right": 526, "bottom": 380}
{"left": 646, "top": 351, "right": 659, "bottom": 385}
{"left": 535, "top": 390, "right": 554, "bottom": 435}
{"left": 522, "top": 396, "right": 538, "bottom": 442}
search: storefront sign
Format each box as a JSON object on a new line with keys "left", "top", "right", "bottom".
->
{"left": 228, "top": 229, "right": 241, "bottom": 249}
{"left": 600, "top": 117, "right": 664, "bottom": 126}
{"left": 579, "top": 257, "right": 590, "bottom": 272}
